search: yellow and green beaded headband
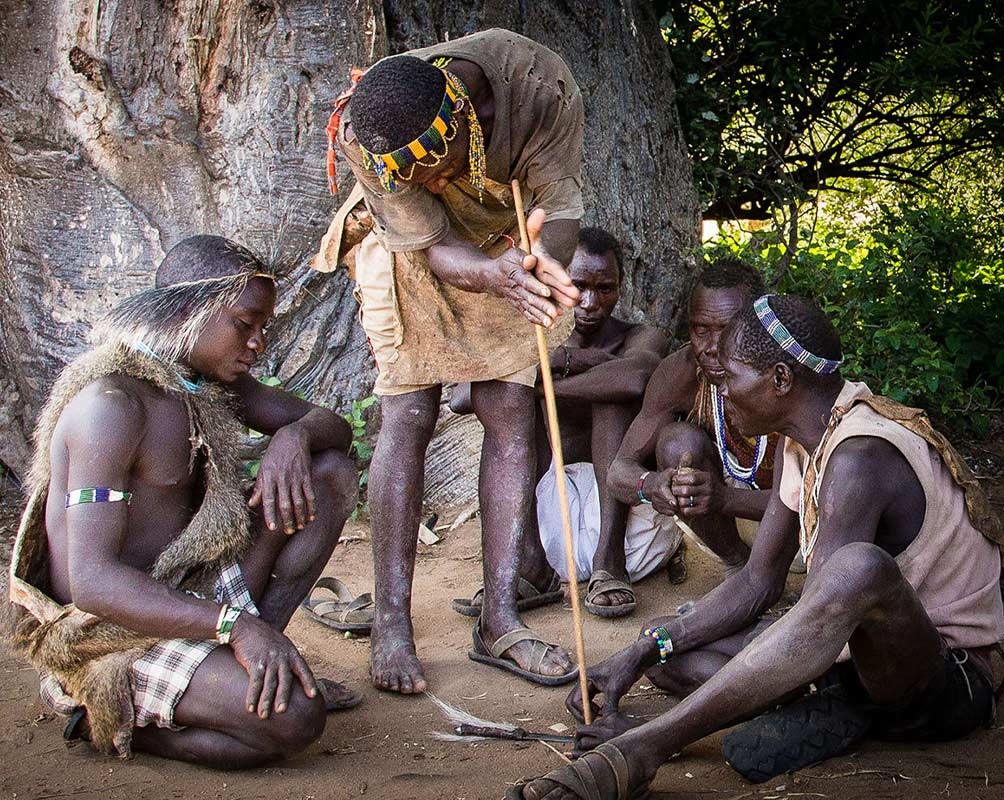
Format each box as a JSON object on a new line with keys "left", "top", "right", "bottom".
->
{"left": 359, "top": 69, "right": 486, "bottom": 198}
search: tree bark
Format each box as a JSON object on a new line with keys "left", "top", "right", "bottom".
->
{"left": 0, "top": 0, "right": 698, "bottom": 508}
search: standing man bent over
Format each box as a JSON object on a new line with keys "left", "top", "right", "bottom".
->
{"left": 319, "top": 29, "right": 584, "bottom": 692}
{"left": 9, "top": 236, "right": 359, "bottom": 767}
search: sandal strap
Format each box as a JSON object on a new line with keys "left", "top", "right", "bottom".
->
{"left": 488, "top": 627, "right": 555, "bottom": 659}
{"left": 594, "top": 743, "right": 631, "bottom": 800}
{"left": 554, "top": 756, "right": 603, "bottom": 800}
{"left": 530, "top": 639, "right": 554, "bottom": 674}
{"left": 586, "top": 571, "right": 635, "bottom": 602}
{"left": 524, "top": 742, "right": 633, "bottom": 800}
{"left": 311, "top": 576, "right": 354, "bottom": 603}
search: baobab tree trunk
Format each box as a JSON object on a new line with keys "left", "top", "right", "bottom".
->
{"left": 0, "top": 0, "right": 698, "bottom": 507}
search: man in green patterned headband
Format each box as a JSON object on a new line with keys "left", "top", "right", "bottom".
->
{"left": 315, "top": 28, "right": 586, "bottom": 694}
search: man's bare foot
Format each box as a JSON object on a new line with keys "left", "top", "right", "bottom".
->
{"left": 369, "top": 621, "right": 427, "bottom": 694}
{"left": 666, "top": 539, "right": 688, "bottom": 584}
{"left": 316, "top": 677, "right": 363, "bottom": 711}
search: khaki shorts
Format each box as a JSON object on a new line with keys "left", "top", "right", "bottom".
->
{"left": 354, "top": 236, "right": 537, "bottom": 396}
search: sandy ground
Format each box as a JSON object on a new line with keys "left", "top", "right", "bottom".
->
{"left": 3, "top": 483, "right": 1004, "bottom": 800}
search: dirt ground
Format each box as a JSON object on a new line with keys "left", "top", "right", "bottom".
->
{"left": 3, "top": 463, "right": 1004, "bottom": 800}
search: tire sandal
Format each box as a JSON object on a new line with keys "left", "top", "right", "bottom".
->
{"left": 584, "top": 570, "right": 636, "bottom": 618}
{"left": 723, "top": 674, "right": 872, "bottom": 782}
{"left": 505, "top": 742, "right": 647, "bottom": 800}
{"left": 300, "top": 577, "right": 374, "bottom": 635}
{"left": 452, "top": 573, "right": 563, "bottom": 618}
{"left": 469, "top": 619, "right": 578, "bottom": 686}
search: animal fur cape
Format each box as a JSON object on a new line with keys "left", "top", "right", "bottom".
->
{"left": 7, "top": 342, "right": 250, "bottom": 756}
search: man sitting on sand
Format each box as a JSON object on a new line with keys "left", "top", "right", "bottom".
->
{"left": 509, "top": 294, "right": 1003, "bottom": 799}
{"left": 9, "top": 236, "right": 360, "bottom": 768}
{"left": 452, "top": 227, "right": 668, "bottom": 619}
{"left": 608, "top": 258, "right": 780, "bottom": 582}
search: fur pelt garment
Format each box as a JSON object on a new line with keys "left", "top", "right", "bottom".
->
{"left": 7, "top": 342, "right": 250, "bottom": 755}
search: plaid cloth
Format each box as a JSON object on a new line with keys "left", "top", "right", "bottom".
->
{"left": 39, "top": 560, "right": 259, "bottom": 730}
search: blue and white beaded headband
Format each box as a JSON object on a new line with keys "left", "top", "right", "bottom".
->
{"left": 753, "top": 295, "right": 843, "bottom": 375}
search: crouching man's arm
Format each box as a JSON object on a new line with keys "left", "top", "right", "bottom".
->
{"left": 232, "top": 374, "right": 354, "bottom": 535}
{"left": 567, "top": 453, "right": 798, "bottom": 720}
{"left": 65, "top": 389, "right": 316, "bottom": 716}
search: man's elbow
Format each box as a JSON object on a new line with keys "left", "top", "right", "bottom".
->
{"left": 746, "top": 568, "right": 785, "bottom": 615}
{"left": 625, "top": 369, "right": 652, "bottom": 401}
{"left": 69, "top": 565, "right": 121, "bottom": 617}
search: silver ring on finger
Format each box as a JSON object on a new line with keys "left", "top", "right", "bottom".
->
{"left": 689, "top": 495, "right": 695, "bottom": 508}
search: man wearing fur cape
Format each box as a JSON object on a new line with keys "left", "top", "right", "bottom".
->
{"left": 8, "top": 236, "right": 360, "bottom": 767}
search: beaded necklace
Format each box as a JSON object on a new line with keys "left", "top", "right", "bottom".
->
{"left": 133, "top": 340, "right": 207, "bottom": 394}
{"left": 711, "top": 387, "right": 766, "bottom": 488}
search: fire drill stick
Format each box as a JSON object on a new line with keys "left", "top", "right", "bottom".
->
{"left": 511, "top": 179, "right": 592, "bottom": 724}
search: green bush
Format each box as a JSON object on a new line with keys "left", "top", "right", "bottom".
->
{"left": 705, "top": 200, "right": 1004, "bottom": 427}
{"left": 244, "top": 378, "right": 379, "bottom": 516}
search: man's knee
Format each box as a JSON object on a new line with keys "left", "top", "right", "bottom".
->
{"left": 810, "top": 542, "right": 901, "bottom": 612}
{"left": 380, "top": 390, "right": 441, "bottom": 444}
{"left": 655, "top": 422, "right": 716, "bottom": 471}
{"left": 311, "top": 449, "right": 358, "bottom": 517}
{"left": 474, "top": 381, "right": 534, "bottom": 438}
{"left": 259, "top": 690, "right": 326, "bottom": 759}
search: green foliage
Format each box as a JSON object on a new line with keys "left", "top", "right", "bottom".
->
{"left": 660, "top": 0, "right": 1004, "bottom": 220}
{"left": 344, "top": 395, "right": 378, "bottom": 518}
{"left": 705, "top": 197, "right": 1003, "bottom": 425}
{"left": 242, "top": 377, "right": 381, "bottom": 513}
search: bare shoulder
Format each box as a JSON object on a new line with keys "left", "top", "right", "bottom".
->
{"left": 56, "top": 375, "right": 152, "bottom": 454}
{"left": 821, "top": 436, "right": 912, "bottom": 503}
{"left": 622, "top": 322, "right": 669, "bottom": 356}
{"left": 641, "top": 344, "right": 698, "bottom": 415}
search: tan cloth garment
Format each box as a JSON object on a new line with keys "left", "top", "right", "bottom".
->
{"left": 778, "top": 381, "right": 1004, "bottom": 651}
{"left": 321, "top": 174, "right": 574, "bottom": 391}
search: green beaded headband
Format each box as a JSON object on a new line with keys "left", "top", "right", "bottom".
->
{"left": 754, "top": 295, "right": 843, "bottom": 375}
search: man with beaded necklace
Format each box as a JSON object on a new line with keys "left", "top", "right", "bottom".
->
{"left": 608, "top": 257, "right": 780, "bottom": 587}
{"left": 315, "top": 29, "right": 585, "bottom": 692}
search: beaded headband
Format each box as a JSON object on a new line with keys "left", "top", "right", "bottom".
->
{"left": 360, "top": 78, "right": 458, "bottom": 189}
{"left": 357, "top": 68, "right": 486, "bottom": 198}
{"left": 753, "top": 295, "right": 843, "bottom": 375}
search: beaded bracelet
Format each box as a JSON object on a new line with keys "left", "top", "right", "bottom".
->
{"left": 216, "top": 604, "right": 243, "bottom": 644}
{"left": 637, "top": 471, "right": 653, "bottom": 505}
{"left": 643, "top": 625, "right": 674, "bottom": 664}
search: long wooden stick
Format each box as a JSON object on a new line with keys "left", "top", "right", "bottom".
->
{"left": 511, "top": 180, "right": 591, "bottom": 725}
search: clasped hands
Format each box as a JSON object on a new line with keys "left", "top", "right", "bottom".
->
{"left": 495, "top": 208, "right": 579, "bottom": 327}
{"left": 644, "top": 451, "right": 725, "bottom": 519}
